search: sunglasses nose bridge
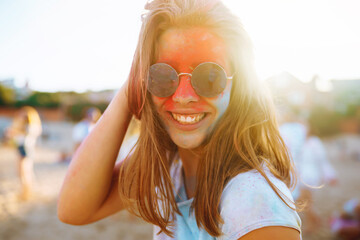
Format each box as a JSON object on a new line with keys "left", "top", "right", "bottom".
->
{"left": 172, "top": 73, "right": 200, "bottom": 104}
{"left": 178, "top": 73, "right": 192, "bottom": 78}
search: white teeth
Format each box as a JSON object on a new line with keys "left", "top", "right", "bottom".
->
{"left": 171, "top": 113, "right": 205, "bottom": 125}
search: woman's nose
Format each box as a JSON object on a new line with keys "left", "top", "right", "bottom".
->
{"left": 172, "top": 75, "right": 200, "bottom": 104}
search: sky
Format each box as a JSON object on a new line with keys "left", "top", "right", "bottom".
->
{"left": 0, "top": 0, "right": 359, "bottom": 92}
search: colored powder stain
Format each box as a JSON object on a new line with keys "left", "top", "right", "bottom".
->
{"left": 175, "top": 78, "right": 198, "bottom": 99}
{"left": 163, "top": 97, "right": 208, "bottom": 112}
{"left": 270, "top": 200, "right": 279, "bottom": 215}
{"left": 157, "top": 27, "right": 228, "bottom": 72}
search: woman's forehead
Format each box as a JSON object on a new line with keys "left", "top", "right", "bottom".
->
{"left": 156, "top": 27, "right": 229, "bottom": 70}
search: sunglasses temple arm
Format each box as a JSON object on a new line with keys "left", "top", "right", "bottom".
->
{"left": 228, "top": 71, "right": 236, "bottom": 80}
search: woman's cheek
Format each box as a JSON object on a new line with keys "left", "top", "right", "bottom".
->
{"left": 212, "top": 81, "right": 232, "bottom": 118}
{"left": 151, "top": 95, "right": 166, "bottom": 110}
{"left": 216, "top": 91, "right": 231, "bottom": 118}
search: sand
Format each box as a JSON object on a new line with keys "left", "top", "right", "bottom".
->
{"left": 0, "top": 121, "right": 359, "bottom": 240}
{"left": 0, "top": 145, "right": 153, "bottom": 240}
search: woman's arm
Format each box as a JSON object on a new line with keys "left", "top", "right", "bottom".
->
{"left": 239, "top": 226, "right": 301, "bottom": 240}
{"left": 57, "top": 82, "right": 132, "bottom": 225}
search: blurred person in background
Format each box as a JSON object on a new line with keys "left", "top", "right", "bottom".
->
{"left": 280, "top": 112, "right": 338, "bottom": 233}
{"left": 296, "top": 121, "right": 338, "bottom": 233}
{"left": 58, "top": 0, "right": 302, "bottom": 239}
{"left": 296, "top": 123, "right": 338, "bottom": 232}
{"left": 331, "top": 198, "right": 360, "bottom": 240}
{"left": 72, "top": 107, "right": 101, "bottom": 150}
{"left": 5, "top": 106, "right": 42, "bottom": 200}
{"left": 59, "top": 107, "right": 102, "bottom": 163}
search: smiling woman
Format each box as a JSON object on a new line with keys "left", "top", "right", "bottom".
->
{"left": 57, "top": 0, "right": 302, "bottom": 239}
{"left": 151, "top": 27, "right": 232, "bottom": 149}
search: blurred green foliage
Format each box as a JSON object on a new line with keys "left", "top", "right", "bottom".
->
{"left": 0, "top": 83, "right": 110, "bottom": 121}
{"left": 308, "top": 106, "right": 341, "bottom": 137}
{"left": 58, "top": 91, "right": 109, "bottom": 121}
{"left": 308, "top": 100, "right": 359, "bottom": 137}
{"left": 66, "top": 102, "right": 108, "bottom": 121}
{"left": 0, "top": 84, "right": 16, "bottom": 106}
{"left": 15, "top": 92, "right": 61, "bottom": 108}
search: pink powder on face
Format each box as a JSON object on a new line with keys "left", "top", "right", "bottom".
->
{"left": 157, "top": 28, "right": 229, "bottom": 73}
{"left": 163, "top": 96, "right": 208, "bottom": 112}
{"left": 156, "top": 28, "right": 230, "bottom": 108}
{"left": 172, "top": 77, "right": 199, "bottom": 100}
{"left": 151, "top": 27, "right": 232, "bottom": 150}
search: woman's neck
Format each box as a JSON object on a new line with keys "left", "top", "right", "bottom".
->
{"left": 178, "top": 147, "right": 202, "bottom": 198}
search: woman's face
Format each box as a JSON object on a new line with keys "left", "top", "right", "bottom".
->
{"left": 151, "top": 27, "right": 232, "bottom": 149}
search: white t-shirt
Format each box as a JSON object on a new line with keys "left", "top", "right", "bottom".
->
{"left": 153, "top": 160, "right": 302, "bottom": 240}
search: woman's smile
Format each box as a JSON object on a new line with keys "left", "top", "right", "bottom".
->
{"left": 170, "top": 112, "right": 206, "bottom": 125}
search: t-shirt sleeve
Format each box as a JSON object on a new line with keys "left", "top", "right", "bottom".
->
{"left": 218, "top": 170, "right": 302, "bottom": 240}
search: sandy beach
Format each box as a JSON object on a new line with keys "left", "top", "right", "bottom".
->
{"left": 0, "top": 145, "right": 153, "bottom": 240}
{"left": 0, "top": 121, "right": 359, "bottom": 240}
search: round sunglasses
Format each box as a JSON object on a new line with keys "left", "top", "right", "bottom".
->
{"left": 147, "top": 62, "right": 233, "bottom": 98}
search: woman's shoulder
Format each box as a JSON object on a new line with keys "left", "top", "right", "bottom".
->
{"left": 218, "top": 168, "right": 301, "bottom": 240}
{"left": 222, "top": 168, "right": 292, "bottom": 200}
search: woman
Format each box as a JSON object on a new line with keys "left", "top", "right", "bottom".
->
{"left": 6, "top": 106, "right": 42, "bottom": 200}
{"left": 58, "top": 0, "right": 302, "bottom": 239}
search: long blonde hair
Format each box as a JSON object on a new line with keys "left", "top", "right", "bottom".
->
{"left": 119, "top": 0, "right": 296, "bottom": 237}
{"left": 11, "top": 106, "right": 42, "bottom": 137}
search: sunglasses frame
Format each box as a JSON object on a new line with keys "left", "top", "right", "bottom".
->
{"left": 148, "top": 62, "right": 234, "bottom": 98}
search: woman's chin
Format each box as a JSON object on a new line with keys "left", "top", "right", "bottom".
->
{"left": 170, "top": 134, "right": 205, "bottom": 150}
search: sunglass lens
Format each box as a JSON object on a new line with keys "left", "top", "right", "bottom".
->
{"left": 148, "top": 63, "right": 178, "bottom": 97}
{"left": 191, "top": 63, "right": 227, "bottom": 98}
